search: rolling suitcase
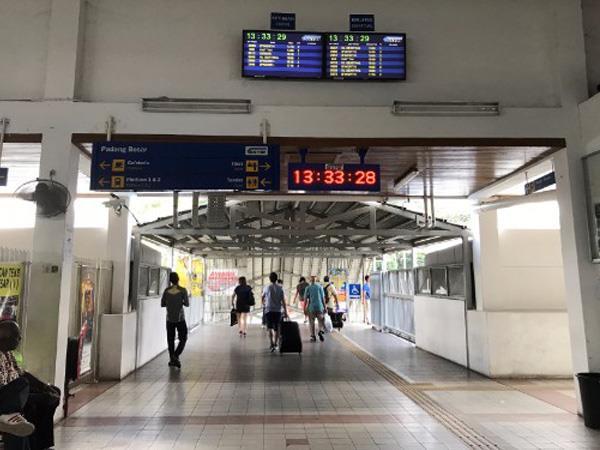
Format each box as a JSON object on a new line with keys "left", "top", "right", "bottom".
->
{"left": 279, "top": 319, "right": 302, "bottom": 354}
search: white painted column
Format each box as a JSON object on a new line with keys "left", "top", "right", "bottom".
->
{"left": 23, "top": 130, "right": 78, "bottom": 388}
{"left": 44, "top": 0, "right": 85, "bottom": 100}
{"left": 107, "top": 194, "right": 135, "bottom": 314}
{"left": 98, "top": 196, "right": 138, "bottom": 380}
{"left": 555, "top": 147, "right": 600, "bottom": 376}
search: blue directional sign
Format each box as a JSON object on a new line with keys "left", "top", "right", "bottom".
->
{"left": 0, "top": 168, "right": 7, "bottom": 187}
{"left": 90, "top": 142, "right": 280, "bottom": 192}
{"left": 271, "top": 12, "right": 296, "bottom": 30}
{"left": 350, "top": 14, "right": 375, "bottom": 32}
{"left": 348, "top": 283, "right": 362, "bottom": 301}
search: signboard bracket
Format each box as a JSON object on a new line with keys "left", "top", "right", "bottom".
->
{"left": 105, "top": 116, "right": 115, "bottom": 142}
{"left": 260, "top": 119, "right": 269, "bottom": 144}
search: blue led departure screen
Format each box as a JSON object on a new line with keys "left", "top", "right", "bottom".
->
{"left": 325, "top": 33, "right": 406, "bottom": 80}
{"left": 243, "top": 31, "right": 323, "bottom": 79}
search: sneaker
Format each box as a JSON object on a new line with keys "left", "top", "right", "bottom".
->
{"left": 270, "top": 345, "right": 277, "bottom": 353}
{"left": 318, "top": 331, "right": 325, "bottom": 342}
{"left": 310, "top": 336, "right": 317, "bottom": 342}
{"left": 173, "top": 356, "right": 181, "bottom": 368}
{"left": 0, "top": 413, "right": 35, "bottom": 437}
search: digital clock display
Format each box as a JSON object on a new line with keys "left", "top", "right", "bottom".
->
{"left": 288, "top": 163, "right": 381, "bottom": 192}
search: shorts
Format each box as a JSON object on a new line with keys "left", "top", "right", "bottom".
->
{"left": 265, "top": 311, "right": 282, "bottom": 330}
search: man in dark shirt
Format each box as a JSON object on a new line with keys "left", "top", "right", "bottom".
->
{"left": 161, "top": 272, "right": 190, "bottom": 368}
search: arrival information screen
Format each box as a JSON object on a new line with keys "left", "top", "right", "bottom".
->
{"left": 243, "top": 31, "right": 323, "bottom": 79}
{"left": 325, "top": 33, "right": 406, "bottom": 80}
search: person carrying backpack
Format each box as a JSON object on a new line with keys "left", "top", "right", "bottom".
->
{"left": 323, "top": 276, "right": 339, "bottom": 315}
{"left": 232, "top": 276, "right": 254, "bottom": 337}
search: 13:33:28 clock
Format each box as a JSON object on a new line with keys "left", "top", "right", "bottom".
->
{"left": 288, "top": 163, "right": 381, "bottom": 192}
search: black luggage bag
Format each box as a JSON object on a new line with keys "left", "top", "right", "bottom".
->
{"left": 279, "top": 320, "right": 302, "bottom": 354}
{"left": 329, "top": 312, "right": 344, "bottom": 330}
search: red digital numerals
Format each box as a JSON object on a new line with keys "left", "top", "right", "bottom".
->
{"left": 292, "top": 169, "right": 377, "bottom": 187}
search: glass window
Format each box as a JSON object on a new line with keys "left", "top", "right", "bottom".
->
{"left": 417, "top": 268, "right": 431, "bottom": 294}
{"left": 148, "top": 268, "right": 160, "bottom": 296}
{"left": 448, "top": 266, "right": 465, "bottom": 297}
{"left": 431, "top": 268, "right": 448, "bottom": 295}
{"left": 159, "top": 268, "right": 170, "bottom": 293}
{"left": 138, "top": 266, "right": 149, "bottom": 297}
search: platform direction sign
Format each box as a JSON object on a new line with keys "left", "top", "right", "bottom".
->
{"left": 90, "top": 142, "right": 280, "bottom": 192}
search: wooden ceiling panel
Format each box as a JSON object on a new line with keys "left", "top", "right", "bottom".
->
{"left": 280, "top": 145, "right": 556, "bottom": 197}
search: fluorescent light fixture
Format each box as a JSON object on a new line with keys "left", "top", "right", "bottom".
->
{"left": 141, "top": 97, "right": 252, "bottom": 114}
{"left": 392, "top": 101, "right": 499, "bottom": 116}
{"left": 394, "top": 167, "right": 420, "bottom": 190}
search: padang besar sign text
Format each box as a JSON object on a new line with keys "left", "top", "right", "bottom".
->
{"left": 0, "top": 263, "right": 24, "bottom": 322}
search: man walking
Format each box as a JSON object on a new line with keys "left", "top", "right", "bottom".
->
{"left": 323, "top": 276, "right": 339, "bottom": 315}
{"left": 262, "top": 272, "right": 288, "bottom": 352}
{"left": 161, "top": 272, "right": 189, "bottom": 368}
{"left": 305, "top": 276, "right": 326, "bottom": 342}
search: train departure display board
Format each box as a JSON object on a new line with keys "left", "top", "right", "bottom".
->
{"left": 325, "top": 33, "right": 406, "bottom": 80}
{"left": 288, "top": 163, "right": 381, "bottom": 192}
{"left": 243, "top": 30, "right": 323, "bottom": 79}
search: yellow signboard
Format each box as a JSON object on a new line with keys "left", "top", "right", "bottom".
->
{"left": 0, "top": 263, "right": 24, "bottom": 321}
{"left": 0, "top": 263, "right": 23, "bottom": 297}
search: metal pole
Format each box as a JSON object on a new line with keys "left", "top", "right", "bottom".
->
{"left": 173, "top": 192, "right": 179, "bottom": 229}
{"left": 462, "top": 235, "right": 472, "bottom": 369}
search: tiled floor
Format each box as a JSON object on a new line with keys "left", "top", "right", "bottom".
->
{"left": 56, "top": 323, "right": 600, "bottom": 449}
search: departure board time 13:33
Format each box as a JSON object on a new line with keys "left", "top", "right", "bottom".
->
{"left": 243, "top": 31, "right": 323, "bottom": 79}
{"left": 326, "top": 33, "right": 406, "bottom": 80}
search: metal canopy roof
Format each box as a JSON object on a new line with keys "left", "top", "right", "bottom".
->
{"left": 137, "top": 198, "right": 468, "bottom": 257}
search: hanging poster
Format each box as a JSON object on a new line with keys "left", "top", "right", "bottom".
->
{"left": 79, "top": 267, "right": 96, "bottom": 375}
{"left": 175, "top": 254, "right": 191, "bottom": 289}
{"left": 0, "top": 263, "right": 23, "bottom": 322}
{"left": 329, "top": 267, "right": 349, "bottom": 311}
{"left": 206, "top": 269, "right": 239, "bottom": 295}
{"left": 191, "top": 258, "right": 204, "bottom": 297}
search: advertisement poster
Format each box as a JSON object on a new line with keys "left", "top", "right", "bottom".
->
{"left": 328, "top": 267, "right": 349, "bottom": 311}
{"left": 206, "top": 269, "right": 239, "bottom": 294}
{"left": 191, "top": 258, "right": 204, "bottom": 297}
{"left": 0, "top": 263, "right": 23, "bottom": 322}
{"left": 175, "top": 255, "right": 191, "bottom": 289}
{"left": 79, "top": 267, "right": 96, "bottom": 375}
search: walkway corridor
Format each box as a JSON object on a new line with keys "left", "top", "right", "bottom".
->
{"left": 57, "top": 324, "right": 600, "bottom": 449}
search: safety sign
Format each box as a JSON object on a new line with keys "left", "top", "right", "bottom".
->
{"left": 90, "top": 142, "right": 280, "bottom": 192}
{"left": 347, "top": 283, "right": 362, "bottom": 301}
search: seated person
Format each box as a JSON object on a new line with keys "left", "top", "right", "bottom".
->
{"left": 0, "top": 321, "right": 60, "bottom": 450}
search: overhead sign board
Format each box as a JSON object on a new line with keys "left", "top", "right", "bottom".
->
{"left": 288, "top": 163, "right": 381, "bottom": 192}
{"left": 350, "top": 14, "right": 375, "bottom": 31}
{"left": 525, "top": 172, "right": 555, "bottom": 195}
{"left": 0, "top": 168, "right": 7, "bottom": 187}
{"left": 271, "top": 12, "right": 296, "bottom": 30}
{"left": 90, "top": 142, "right": 280, "bottom": 192}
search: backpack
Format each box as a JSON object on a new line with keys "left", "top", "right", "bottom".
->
{"left": 247, "top": 288, "right": 255, "bottom": 306}
{"left": 324, "top": 283, "right": 332, "bottom": 303}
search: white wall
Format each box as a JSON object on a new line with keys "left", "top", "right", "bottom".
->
{"left": 0, "top": 228, "right": 108, "bottom": 260}
{"left": 473, "top": 208, "right": 566, "bottom": 311}
{"left": 78, "top": 0, "right": 561, "bottom": 106}
{"left": 0, "top": 1, "right": 51, "bottom": 99}
{"left": 414, "top": 295, "right": 467, "bottom": 366}
{"left": 468, "top": 311, "right": 572, "bottom": 377}
{"left": 583, "top": 0, "right": 600, "bottom": 96}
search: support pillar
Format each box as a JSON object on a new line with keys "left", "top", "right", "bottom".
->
{"left": 98, "top": 204, "right": 137, "bottom": 380}
{"left": 23, "top": 130, "right": 78, "bottom": 388}
{"left": 555, "top": 148, "right": 600, "bottom": 380}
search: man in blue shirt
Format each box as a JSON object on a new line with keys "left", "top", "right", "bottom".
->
{"left": 304, "top": 276, "right": 326, "bottom": 342}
